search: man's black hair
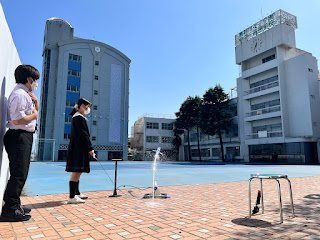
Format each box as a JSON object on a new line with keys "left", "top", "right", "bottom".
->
{"left": 69, "top": 98, "right": 92, "bottom": 116}
{"left": 14, "top": 65, "right": 40, "bottom": 84}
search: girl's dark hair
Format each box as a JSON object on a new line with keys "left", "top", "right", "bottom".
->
{"left": 14, "top": 65, "right": 40, "bottom": 84}
{"left": 69, "top": 98, "right": 92, "bottom": 116}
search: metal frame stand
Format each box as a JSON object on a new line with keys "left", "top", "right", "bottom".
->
{"left": 248, "top": 174, "right": 294, "bottom": 223}
{"left": 109, "top": 159, "right": 122, "bottom": 197}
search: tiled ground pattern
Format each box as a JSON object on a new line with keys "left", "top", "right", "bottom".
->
{"left": 1, "top": 176, "right": 320, "bottom": 240}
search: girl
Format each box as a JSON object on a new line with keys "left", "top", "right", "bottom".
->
{"left": 66, "top": 98, "right": 94, "bottom": 204}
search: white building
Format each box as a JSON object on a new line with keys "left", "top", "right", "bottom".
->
{"left": 0, "top": 3, "right": 21, "bottom": 214}
{"left": 130, "top": 114, "right": 176, "bottom": 160}
{"left": 38, "top": 18, "right": 131, "bottom": 161}
{"left": 236, "top": 10, "right": 320, "bottom": 163}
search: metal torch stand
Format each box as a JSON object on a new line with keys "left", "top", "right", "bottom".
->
{"left": 109, "top": 158, "right": 122, "bottom": 197}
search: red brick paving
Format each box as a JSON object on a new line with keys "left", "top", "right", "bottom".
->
{"left": 1, "top": 176, "right": 320, "bottom": 239}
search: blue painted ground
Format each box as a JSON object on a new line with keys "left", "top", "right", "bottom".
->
{"left": 24, "top": 161, "right": 320, "bottom": 196}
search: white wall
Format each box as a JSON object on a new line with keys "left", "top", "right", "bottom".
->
{"left": 283, "top": 53, "right": 319, "bottom": 138}
{"left": 144, "top": 117, "right": 175, "bottom": 151}
{"left": 235, "top": 24, "right": 296, "bottom": 64}
{"left": 0, "top": 3, "right": 21, "bottom": 214}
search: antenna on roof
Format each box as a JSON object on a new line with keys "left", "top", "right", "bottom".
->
{"left": 260, "top": 0, "right": 263, "bottom": 18}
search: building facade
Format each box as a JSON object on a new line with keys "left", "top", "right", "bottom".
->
{"left": 130, "top": 114, "right": 176, "bottom": 160}
{"left": 38, "top": 18, "right": 131, "bottom": 161}
{"left": 236, "top": 10, "right": 320, "bottom": 163}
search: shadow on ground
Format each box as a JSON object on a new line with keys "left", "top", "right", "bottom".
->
{"left": 232, "top": 217, "right": 273, "bottom": 227}
{"left": 229, "top": 193, "right": 320, "bottom": 239}
{"left": 25, "top": 201, "right": 65, "bottom": 209}
{"left": 304, "top": 194, "right": 320, "bottom": 200}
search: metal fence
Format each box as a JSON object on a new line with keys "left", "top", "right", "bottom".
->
{"left": 37, "top": 138, "right": 56, "bottom": 161}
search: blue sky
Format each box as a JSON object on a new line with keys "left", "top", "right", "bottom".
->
{"left": 1, "top": 0, "right": 319, "bottom": 130}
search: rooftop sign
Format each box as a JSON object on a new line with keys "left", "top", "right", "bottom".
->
{"left": 235, "top": 9, "right": 297, "bottom": 47}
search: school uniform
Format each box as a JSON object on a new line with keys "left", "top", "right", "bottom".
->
{"left": 2, "top": 84, "right": 35, "bottom": 217}
{"left": 66, "top": 112, "right": 93, "bottom": 173}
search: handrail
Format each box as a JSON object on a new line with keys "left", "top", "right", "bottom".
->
{"left": 246, "top": 131, "right": 282, "bottom": 139}
{"left": 244, "top": 80, "right": 279, "bottom": 95}
{"left": 246, "top": 105, "right": 280, "bottom": 117}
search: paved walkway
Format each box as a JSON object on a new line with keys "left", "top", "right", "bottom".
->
{"left": 1, "top": 176, "right": 320, "bottom": 240}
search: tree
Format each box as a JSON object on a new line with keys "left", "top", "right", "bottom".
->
{"left": 200, "top": 85, "right": 232, "bottom": 162}
{"left": 172, "top": 124, "right": 183, "bottom": 160}
{"left": 175, "top": 96, "right": 202, "bottom": 161}
{"left": 175, "top": 102, "right": 192, "bottom": 161}
{"left": 189, "top": 96, "right": 202, "bottom": 161}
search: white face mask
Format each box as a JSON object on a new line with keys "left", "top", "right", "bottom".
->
{"left": 84, "top": 107, "right": 91, "bottom": 115}
{"left": 29, "top": 78, "right": 38, "bottom": 91}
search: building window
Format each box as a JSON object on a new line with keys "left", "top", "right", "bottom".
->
{"left": 201, "top": 148, "right": 210, "bottom": 157}
{"left": 191, "top": 149, "right": 199, "bottom": 157}
{"left": 226, "top": 147, "right": 240, "bottom": 157}
{"left": 65, "top": 116, "right": 72, "bottom": 123}
{"left": 94, "top": 90, "right": 98, "bottom": 95}
{"left": 93, "top": 105, "right": 97, "bottom": 110}
{"left": 146, "top": 122, "right": 159, "bottom": 129}
{"left": 162, "top": 123, "right": 173, "bottom": 130}
{"left": 161, "top": 136, "right": 173, "bottom": 143}
{"left": 68, "top": 69, "right": 81, "bottom": 78}
{"left": 262, "top": 54, "right": 275, "bottom": 63}
{"left": 64, "top": 133, "right": 71, "bottom": 140}
{"left": 146, "top": 136, "right": 159, "bottom": 143}
{"left": 69, "top": 54, "right": 82, "bottom": 62}
{"left": 92, "top": 136, "right": 96, "bottom": 141}
{"left": 39, "top": 49, "right": 51, "bottom": 139}
{"left": 212, "top": 148, "right": 221, "bottom": 157}
{"left": 95, "top": 61, "right": 99, "bottom": 66}
{"left": 252, "top": 123, "right": 282, "bottom": 134}
{"left": 227, "top": 124, "right": 238, "bottom": 137}
{"left": 227, "top": 104, "right": 238, "bottom": 117}
{"left": 94, "top": 75, "right": 99, "bottom": 80}
{"left": 93, "top": 121, "right": 97, "bottom": 125}
{"left": 251, "top": 99, "right": 280, "bottom": 111}
{"left": 66, "top": 100, "right": 77, "bottom": 108}
{"left": 249, "top": 142, "right": 311, "bottom": 163}
{"left": 250, "top": 75, "right": 278, "bottom": 89}
{"left": 66, "top": 84, "right": 80, "bottom": 93}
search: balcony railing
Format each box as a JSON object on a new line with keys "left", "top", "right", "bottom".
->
{"left": 246, "top": 105, "right": 281, "bottom": 117}
{"left": 246, "top": 131, "right": 283, "bottom": 139}
{"left": 244, "top": 81, "right": 279, "bottom": 96}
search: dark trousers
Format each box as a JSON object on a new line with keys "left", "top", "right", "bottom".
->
{"left": 2, "top": 129, "right": 33, "bottom": 213}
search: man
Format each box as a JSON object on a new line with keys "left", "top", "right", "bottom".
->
{"left": 0, "top": 65, "right": 39, "bottom": 222}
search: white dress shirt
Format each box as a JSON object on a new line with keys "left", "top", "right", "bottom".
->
{"left": 6, "top": 83, "right": 36, "bottom": 132}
